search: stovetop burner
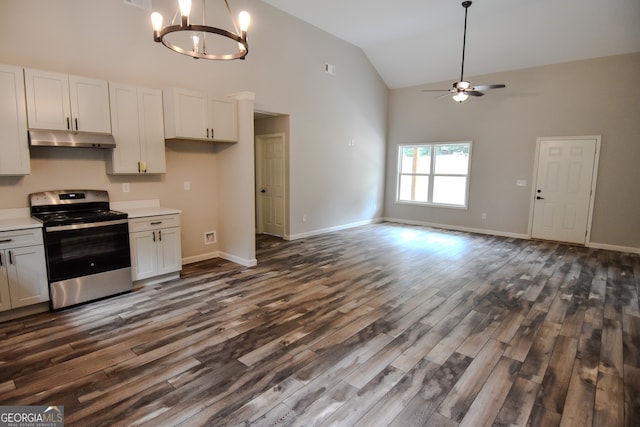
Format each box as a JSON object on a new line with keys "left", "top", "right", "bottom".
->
{"left": 32, "top": 209, "right": 127, "bottom": 226}
{"left": 29, "top": 190, "right": 127, "bottom": 227}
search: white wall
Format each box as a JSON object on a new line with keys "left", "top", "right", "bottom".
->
{"left": 385, "top": 53, "right": 640, "bottom": 252}
{"left": 0, "top": 0, "right": 388, "bottom": 262}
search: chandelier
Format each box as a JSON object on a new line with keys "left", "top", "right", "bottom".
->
{"left": 151, "top": 0, "right": 250, "bottom": 60}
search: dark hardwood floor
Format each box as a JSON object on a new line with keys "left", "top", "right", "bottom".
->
{"left": 0, "top": 223, "right": 638, "bottom": 426}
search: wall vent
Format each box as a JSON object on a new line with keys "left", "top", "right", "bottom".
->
{"left": 204, "top": 231, "right": 217, "bottom": 245}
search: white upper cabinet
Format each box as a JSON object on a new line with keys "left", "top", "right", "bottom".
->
{"left": 163, "top": 87, "right": 237, "bottom": 142}
{"left": 0, "top": 64, "right": 30, "bottom": 175}
{"left": 208, "top": 97, "right": 238, "bottom": 142}
{"left": 24, "top": 68, "right": 111, "bottom": 133}
{"left": 107, "top": 83, "right": 166, "bottom": 174}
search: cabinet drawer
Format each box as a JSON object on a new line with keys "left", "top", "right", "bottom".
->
{"left": 0, "top": 228, "right": 43, "bottom": 250}
{"left": 128, "top": 215, "right": 180, "bottom": 232}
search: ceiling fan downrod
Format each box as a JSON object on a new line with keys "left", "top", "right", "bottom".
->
{"left": 460, "top": 1, "right": 472, "bottom": 83}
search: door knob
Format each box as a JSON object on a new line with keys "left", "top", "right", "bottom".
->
{"left": 536, "top": 196, "right": 544, "bottom": 200}
{"left": 261, "top": 189, "right": 266, "bottom": 193}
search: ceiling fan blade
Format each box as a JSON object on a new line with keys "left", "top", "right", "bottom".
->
{"left": 465, "top": 90, "right": 484, "bottom": 97}
{"left": 472, "top": 84, "right": 506, "bottom": 91}
{"left": 421, "top": 89, "right": 451, "bottom": 92}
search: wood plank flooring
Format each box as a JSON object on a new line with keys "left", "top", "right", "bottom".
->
{"left": 0, "top": 222, "right": 639, "bottom": 426}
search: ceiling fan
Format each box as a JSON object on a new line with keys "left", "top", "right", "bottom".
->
{"left": 423, "top": 1, "right": 505, "bottom": 103}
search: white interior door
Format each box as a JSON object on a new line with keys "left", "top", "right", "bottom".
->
{"left": 531, "top": 137, "right": 599, "bottom": 244}
{"left": 256, "top": 133, "right": 286, "bottom": 237}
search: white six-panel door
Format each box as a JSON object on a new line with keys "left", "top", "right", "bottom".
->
{"left": 531, "top": 137, "right": 599, "bottom": 244}
{"left": 256, "top": 133, "right": 286, "bottom": 237}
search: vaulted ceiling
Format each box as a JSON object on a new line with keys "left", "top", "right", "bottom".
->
{"left": 261, "top": 0, "right": 640, "bottom": 89}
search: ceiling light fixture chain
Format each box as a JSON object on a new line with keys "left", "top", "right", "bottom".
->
{"left": 151, "top": 0, "right": 250, "bottom": 60}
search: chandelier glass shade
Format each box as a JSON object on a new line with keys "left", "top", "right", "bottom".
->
{"left": 151, "top": 0, "right": 250, "bottom": 60}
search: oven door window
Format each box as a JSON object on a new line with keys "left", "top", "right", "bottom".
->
{"left": 44, "top": 223, "right": 131, "bottom": 282}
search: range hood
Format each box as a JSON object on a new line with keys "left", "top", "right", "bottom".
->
{"left": 28, "top": 129, "right": 116, "bottom": 148}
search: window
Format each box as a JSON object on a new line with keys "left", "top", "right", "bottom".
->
{"left": 397, "top": 142, "right": 471, "bottom": 208}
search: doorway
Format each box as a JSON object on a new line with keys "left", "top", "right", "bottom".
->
{"left": 255, "top": 132, "right": 286, "bottom": 238}
{"left": 530, "top": 136, "right": 600, "bottom": 245}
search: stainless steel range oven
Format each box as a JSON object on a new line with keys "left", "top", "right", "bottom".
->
{"left": 30, "top": 190, "right": 132, "bottom": 309}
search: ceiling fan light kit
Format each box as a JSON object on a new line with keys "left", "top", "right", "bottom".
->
{"left": 422, "top": 1, "right": 505, "bottom": 103}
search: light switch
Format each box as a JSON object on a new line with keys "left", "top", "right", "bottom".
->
{"left": 184, "top": 181, "right": 190, "bottom": 191}
{"left": 516, "top": 179, "right": 527, "bottom": 187}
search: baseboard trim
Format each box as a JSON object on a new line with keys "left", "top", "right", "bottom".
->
{"left": 183, "top": 250, "right": 257, "bottom": 267}
{"left": 288, "top": 217, "right": 384, "bottom": 240}
{"left": 383, "top": 217, "right": 530, "bottom": 240}
{"left": 219, "top": 251, "right": 257, "bottom": 267}
{"left": 183, "top": 251, "right": 219, "bottom": 265}
{"left": 182, "top": 222, "right": 639, "bottom": 264}
{"left": 588, "top": 242, "right": 640, "bottom": 255}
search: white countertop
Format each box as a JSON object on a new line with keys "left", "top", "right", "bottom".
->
{"left": 0, "top": 209, "right": 43, "bottom": 232}
{"left": 110, "top": 200, "right": 181, "bottom": 219}
{"left": 118, "top": 206, "right": 182, "bottom": 219}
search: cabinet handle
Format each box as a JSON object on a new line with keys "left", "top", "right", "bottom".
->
{"left": 206, "top": 128, "right": 209, "bottom": 138}
{"left": 138, "top": 161, "right": 140, "bottom": 173}
{"left": 150, "top": 221, "right": 162, "bottom": 225}
{"left": 159, "top": 230, "right": 162, "bottom": 241}
{"left": 0, "top": 253, "right": 3, "bottom": 267}
{"left": 210, "top": 128, "right": 214, "bottom": 139}
{"left": 75, "top": 117, "right": 78, "bottom": 130}
{"left": 66, "top": 117, "right": 70, "bottom": 130}
{"left": 152, "top": 231, "right": 156, "bottom": 242}
{"left": 8, "top": 251, "right": 12, "bottom": 265}
{"left": 0, "top": 239, "right": 12, "bottom": 243}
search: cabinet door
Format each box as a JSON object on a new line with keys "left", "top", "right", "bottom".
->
{"left": 0, "top": 64, "right": 30, "bottom": 175}
{"left": 156, "top": 227, "right": 182, "bottom": 275}
{"left": 107, "top": 83, "right": 142, "bottom": 174}
{"left": 0, "top": 252, "right": 11, "bottom": 312}
{"left": 69, "top": 75, "right": 111, "bottom": 133}
{"left": 208, "top": 97, "right": 238, "bottom": 142}
{"left": 130, "top": 231, "right": 158, "bottom": 281}
{"left": 24, "top": 68, "right": 71, "bottom": 131}
{"left": 138, "top": 87, "right": 166, "bottom": 173}
{"left": 6, "top": 245, "right": 49, "bottom": 308}
{"left": 165, "top": 88, "right": 207, "bottom": 139}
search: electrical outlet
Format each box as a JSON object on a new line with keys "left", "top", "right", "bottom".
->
{"left": 324, "top": 63, "right": 336, "bottom": 76}
{"left": 302, "top": 214, "right": 307, "bottom": 222}
{"left": 122, "top": 183, "right": 130, "bottom": 193}
{"left": 481, "top": 213, "right": 487, "bottom": 220}
{"left": 184, "top": 181, "right": 190, "bottom": 191}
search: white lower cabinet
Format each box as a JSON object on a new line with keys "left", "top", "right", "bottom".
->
{"left": 0, "top": 228, "right": 49, "bottom": 312}
{"left": 129, "top": 214, "right": 181, "bottom": 282}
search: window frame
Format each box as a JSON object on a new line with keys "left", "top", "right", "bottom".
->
{"left": 395, "top": 141, "right": 472, "bottom": 209}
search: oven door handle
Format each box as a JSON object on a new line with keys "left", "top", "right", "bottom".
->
{"left": 46, "top": 218, "right": 129, "bottom": 232}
